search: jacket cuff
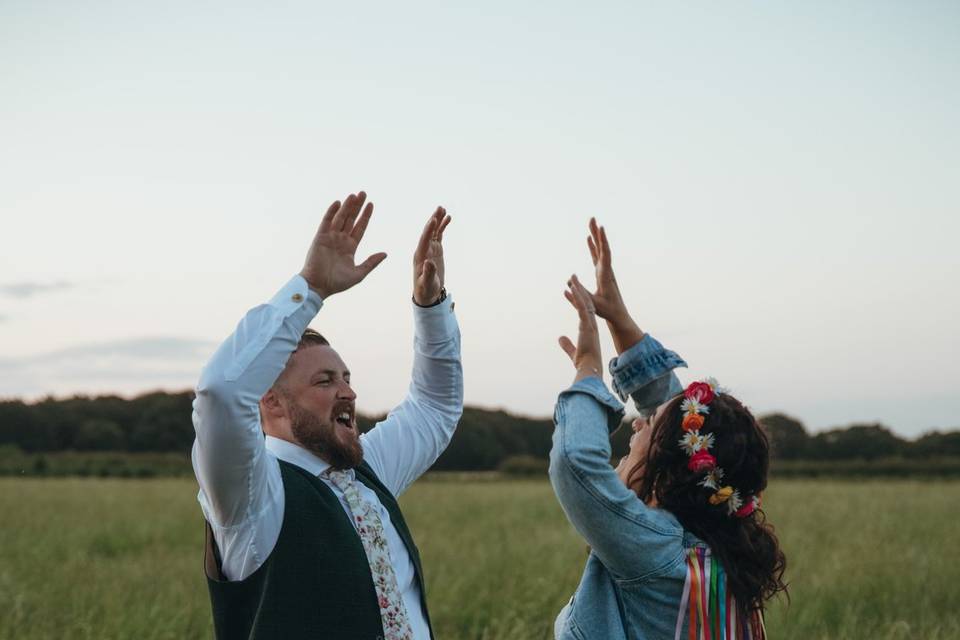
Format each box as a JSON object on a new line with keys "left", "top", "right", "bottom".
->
{"left": 558, "top": 377, "right": 626, "bottom": 433}
{"left": 608, "top": 335, "right": 687, "bottom": 414}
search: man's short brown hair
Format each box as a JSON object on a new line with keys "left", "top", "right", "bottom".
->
{"left": 297, "top": 328, "right": 329, "bottom": 350}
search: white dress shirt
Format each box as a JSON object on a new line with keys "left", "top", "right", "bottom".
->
{"left": 191, "top": 274, "right": 463, "bottom": 640}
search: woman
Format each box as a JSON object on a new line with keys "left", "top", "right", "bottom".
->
{"left": 550, "top": 219, "right": 787, "bottom": 639}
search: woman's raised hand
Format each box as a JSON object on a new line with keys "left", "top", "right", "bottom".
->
{"left": 585, "top": 218, "right": 645, "bottom": 355}
{"left": 558, "top": 274, "right": 604, "bottom": 383}
{"left": 586, "top": 217, "right": 630, "bottom": 323}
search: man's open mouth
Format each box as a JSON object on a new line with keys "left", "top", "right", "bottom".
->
{"left": 333, "top": 405, "right": 355, "bottom": 429}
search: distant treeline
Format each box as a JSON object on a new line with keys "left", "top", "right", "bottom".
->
{"left": 0, "top": 392, "right": 958, "bottom": 477}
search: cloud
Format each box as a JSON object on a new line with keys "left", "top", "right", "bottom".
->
{"left": 0, "top": 281, "right": 75, "bottom": 299}
{"left": 10, "top": 337, "right": 216, "bottom": 363}
{"left": 0, "top": 336, "right": 217, "bottom": 398}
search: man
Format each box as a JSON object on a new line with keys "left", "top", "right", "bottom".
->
{"left": 191, "top": 191, "right": 462, "bottom": 640}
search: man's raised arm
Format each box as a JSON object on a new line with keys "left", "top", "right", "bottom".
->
{"left": 361, "top": 207, "right": 464, "bottom": 496}
{"left": 191, "top": 192, "right": 387, "bottom": 530}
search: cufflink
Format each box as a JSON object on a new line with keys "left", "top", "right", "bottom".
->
{"left": 291, "top": 293, "right": 304, "bottom": 303}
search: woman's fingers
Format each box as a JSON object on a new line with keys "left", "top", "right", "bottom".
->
{"left": 599, "top": 225, "right": 613, "bottom": 268}
{"left": 562, "top": 274, "right": 603, "bottom": 373}
{"left": 565, "top": 280, "right": 587, "bottom": 318}
{"left": 569, "top": 275, "right": 594, "bottom": 310}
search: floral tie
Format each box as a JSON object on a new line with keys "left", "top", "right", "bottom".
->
{"left": 325, "top": 469, "right": 414, "bottom": 640}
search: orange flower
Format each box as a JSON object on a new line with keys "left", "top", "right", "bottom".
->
{"left": 682, "top": 413, "right": 705, "bottom": 432}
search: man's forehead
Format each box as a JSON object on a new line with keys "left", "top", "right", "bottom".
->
{"left": 290, "top": 344, "right": 348, "bottom": 372}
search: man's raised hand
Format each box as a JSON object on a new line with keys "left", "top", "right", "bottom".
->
{"left": 299, "top": 191, "right": 388, "bottom": 299}
{"left": 413, "top": 206, "right": 451, "bottom": 306}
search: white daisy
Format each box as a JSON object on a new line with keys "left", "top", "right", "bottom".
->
{"left": 678, "top": 431, "right": 704, "bottom": 455}
{"left": 727, "top": 490, "right": 744, "bottom": 515}
{"left": 701, "top": 432, "right": 715, "bottom": 450}
{"left": 680, "top": 397, "right": 710, "bottom": 415}
{"left": 698, "top": 467, "right": 725, "bottom": 490}
{"left": 704, "top": 377, "right": 728, "bottom": 395}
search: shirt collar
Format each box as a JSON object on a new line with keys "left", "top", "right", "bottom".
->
{"left": 265, "top": 435, "right": 354, "bottom": 479}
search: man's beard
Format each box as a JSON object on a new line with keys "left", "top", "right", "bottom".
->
{"left": 289, "top": 401, "right": 363, "bottom": 470}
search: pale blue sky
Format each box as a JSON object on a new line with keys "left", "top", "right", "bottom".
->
{"left": 2, "top": 1, "right": 958, "bottom": 436}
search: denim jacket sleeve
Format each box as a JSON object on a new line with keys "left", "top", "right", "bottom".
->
{"left": 549, "top": 377, "right": 685, "bottom": 581}
{"left": 609, "top": 334, "right": 687, "bottom": 416}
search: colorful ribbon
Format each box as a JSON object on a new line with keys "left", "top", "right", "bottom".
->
{"left": 675, "top": 547, "right": 766, "bottom": 640}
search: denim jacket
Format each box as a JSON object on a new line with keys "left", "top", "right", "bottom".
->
{"left": 549, "top": 335, "right": 697, "bottom": 640}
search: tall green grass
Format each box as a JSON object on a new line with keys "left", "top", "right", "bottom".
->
{"left": 1, "top": 478, "right": 956, "bottom": 639}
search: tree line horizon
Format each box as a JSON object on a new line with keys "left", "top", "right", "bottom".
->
{"left": 1, "top": 390, "right": 958, "bottom": 471}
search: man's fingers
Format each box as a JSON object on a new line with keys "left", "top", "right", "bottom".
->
{"left": 358, "top": 251, "right": 388, "bottom": 274}
{"left": 339, "top": 191, "right": 366, "bottom": 231}
{"left": 415, "top": 215, "right": 437, "bottom": 259}
{"left": 558, "top": 336, "right": 576, "bottom": 361}
{"left": 331, "top": 191, "right": 362, "bottom": 231}
{"left": 330, "top": 193, "right": 354, "bottom": 230}
{"left": 436, "top": 212, "right": 451, "bottom": 242}
{"left": 421, "top": 259, "right": 437, "bottom": 282}
{"left": 587, "top": 235, "right": 599, "bottom": 265}
{"left": 318, "top": 200, "right": 341, "bottom": 233}
{"left": 350, "top": 202, "right": 374, "bottom": 242}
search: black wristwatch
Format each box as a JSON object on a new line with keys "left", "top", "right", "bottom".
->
{"left": 413, "top": 287, "right": 447, "bottom": 308}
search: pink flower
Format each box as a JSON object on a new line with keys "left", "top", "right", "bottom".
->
{"left": 735, "top": 495, "right": 761, "bottom": 518}
{"left": 687, "top": 450, "right": 717, "bottom": 473}
{"left": 685, "top": 381, "right": 716, "bottom": 405}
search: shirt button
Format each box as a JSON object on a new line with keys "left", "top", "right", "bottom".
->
{"left": 291, "top": 293, "right": 304, "bottom": 303}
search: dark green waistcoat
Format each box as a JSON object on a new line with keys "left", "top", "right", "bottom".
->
{"left": 204, "top": 460, "right": 433, "bottom": 640}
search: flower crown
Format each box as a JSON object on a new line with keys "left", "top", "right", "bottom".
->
{"left": 677, "top": 378, "right": 761, "bottom": 518}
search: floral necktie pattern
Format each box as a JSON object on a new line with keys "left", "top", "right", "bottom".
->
{"left": 325, "top": 469, "right": 414, "bottom": 640}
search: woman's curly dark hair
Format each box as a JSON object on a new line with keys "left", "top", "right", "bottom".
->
{"left": 628, "top": 392, "right": 788, "bottom": 613}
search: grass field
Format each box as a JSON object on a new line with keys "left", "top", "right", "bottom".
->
{"left": 1, "top": 477, "right": 957, "bottom": 640}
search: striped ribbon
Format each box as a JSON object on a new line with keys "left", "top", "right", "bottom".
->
{"left": 674, "top": 547, "right": 767, "bottom": 640}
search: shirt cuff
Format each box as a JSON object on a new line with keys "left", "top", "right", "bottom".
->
{"left": 608, "top": 334, "right": 687, "bottom": 413}
{"left": 412, "top": 294, "right": 458, "bottom": 342}
{"left": 558, "top": 376, "right": 626, "bottom": 433}
{"left": 268, "top": 274, "right": 324, "bottom": 318}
